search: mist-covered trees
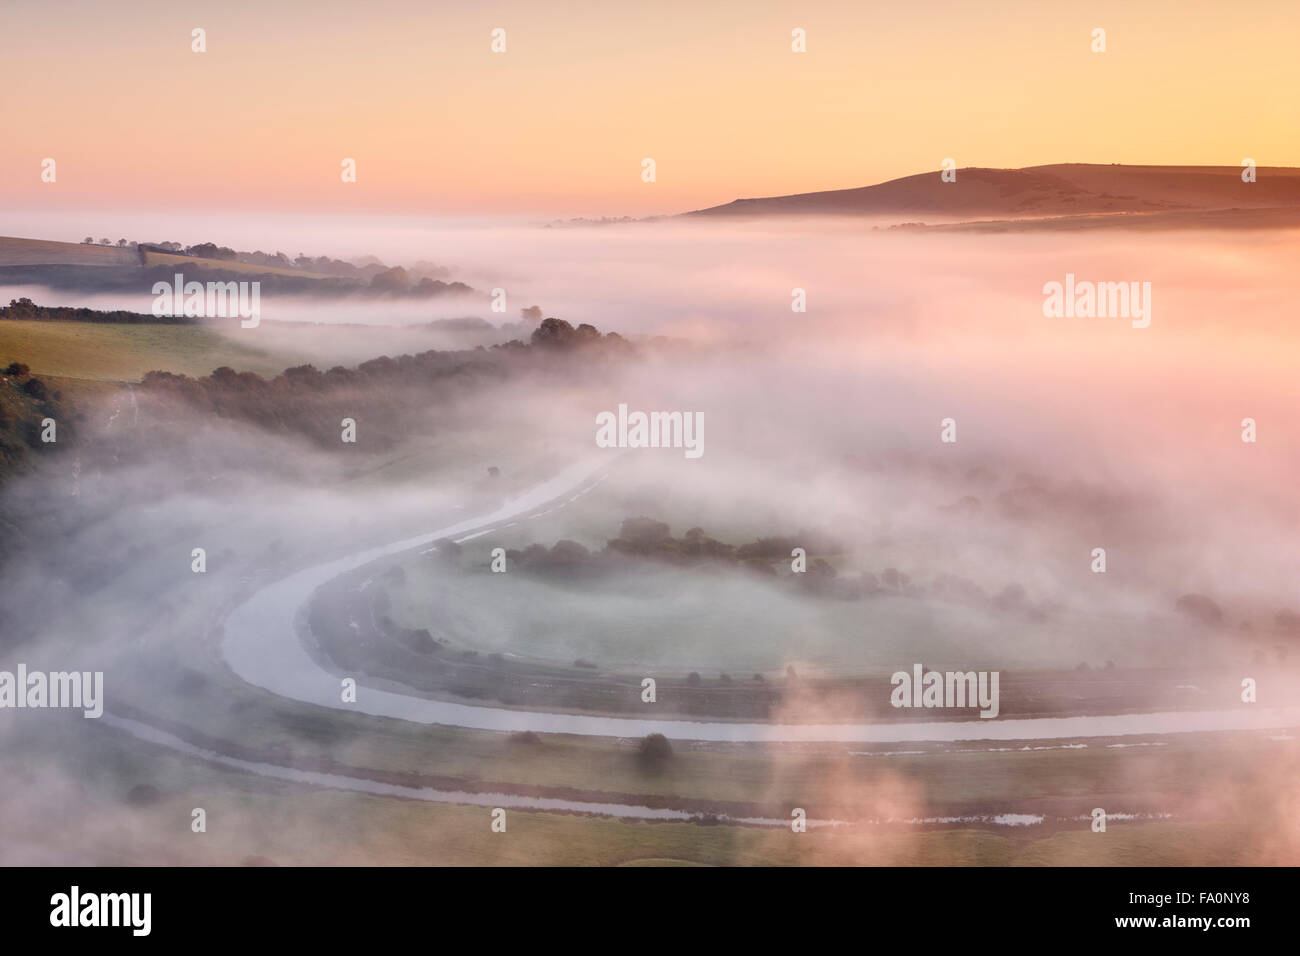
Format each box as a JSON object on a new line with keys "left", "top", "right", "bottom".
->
{"left": 531, "top": 317, "right": 606, "bottom": 348}
{"left": 138, "top": 318, "right": 633, "bottom": 449}
{"left": 0, "top": 298, "right": 181, "bottom": 324}
{"left": 132, "top": 240, "right": 463, "bottom": 294}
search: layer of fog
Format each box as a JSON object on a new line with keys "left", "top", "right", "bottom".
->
{"left": 3, "top": 216, "right": 1299, "bottom": 862}
{"left": 7, "top": 216, "right": 1300, "bottom": 677}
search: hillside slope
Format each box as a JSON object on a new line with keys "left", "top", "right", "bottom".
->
{"left": 686, "top": 164, "right": 1300, "bottom": 221}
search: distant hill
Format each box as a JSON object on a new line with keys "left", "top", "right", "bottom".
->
{"left": 684, "top": 164, "right": 1300, "bottom": 225}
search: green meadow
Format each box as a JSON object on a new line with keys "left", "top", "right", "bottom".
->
{"left": 0, "top": 319, "right": 286, "bottom": 383}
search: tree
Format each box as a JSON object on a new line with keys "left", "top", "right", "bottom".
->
{"left": 82, "top": 236, "right": 94, "bottom": 244}
{"left": 1175, "top": 593, "right": 1223, "bottom": 626}
{"left": 369, "top": 266, "right": 410, "bottom": 293}
{"left": 638, "top": 733, "right": 672, "bottom": 764}
{"left": 530, "top": 317, "right": 577, "bottom": 348}
{"left": 186, "top": 242, "right": 237, "bottom": 260}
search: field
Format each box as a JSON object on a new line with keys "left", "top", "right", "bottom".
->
{"left": 0, "top": 319, "right": 290, "bottom": 382}
{"left": 0, "top": 236, "right": 339, "bottom": 282}
{"left": 0, "top": 315, "right": 508, "bottom": 390}
{"left": 5, "top": 722, "right": 1281, "bottom": 866}
{"left": 0, "top": 235, "right": 138, "bottom": 267}
{"left": 11, "top": 615, "right": 1293, "bottom": 866}
{"left": 373, "top": 472, "right": 1237, "bottom": 677}
{"left": 386, "top": 555, "right": 1185, "bottom": 675}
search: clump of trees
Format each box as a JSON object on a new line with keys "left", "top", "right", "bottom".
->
{"left": 531, "top": 317, "right": 609, "bottom": 349}
{"left": 130, "top": 239, "right": 466, "bottom": 293}
{"left": 1, "top": 297, "right": 186, "bottom": 325}
{"left": 507, "top": 516, "right": 845, "bottom": 582}
{"left": 638, "top": 733, "right": 673, "bottom": 764}
{"left": 0, "top": 359, "right": 68, "bottom": 487}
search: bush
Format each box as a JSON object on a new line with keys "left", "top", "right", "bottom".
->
{"left": 1174, "top": 593, "right": 1223, "bottom": 626}
{"left": 638, "top": 733, "right": 672, "bottom": 763}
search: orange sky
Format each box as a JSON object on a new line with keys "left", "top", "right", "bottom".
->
{"left": 4, "top": 0, "right": 1299, "bottom": 217}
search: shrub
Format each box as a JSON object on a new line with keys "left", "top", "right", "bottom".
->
{"left": 638, "top": 733, "right": 672, "bottom": 763}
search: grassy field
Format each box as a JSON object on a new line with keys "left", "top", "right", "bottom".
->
{"left": 0, "top": 237, "right": 337, "bottom": 281}
{"left": 387, "top": 557, "right": 1023, "bottom": 675}
{"left": 0, "top": 235, "right": 138, "bottom": 267}
{"left": 0, "top": 315, "right": 508, "bottom": 388}
{"left": 0, "top": 319, "right": 301, "bottom": 382}
{"left": 379, "top": 471, "right": 1209, "bottom": 676}
{"left": 2, "top": 717, "right": 1287, "bottom": 865}
{"left": 126, "top": 632, "right": 1300, "bottom": 816}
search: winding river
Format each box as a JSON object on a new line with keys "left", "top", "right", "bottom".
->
{"left": 220, "top": 458, "right": 1300, "bottom": 743}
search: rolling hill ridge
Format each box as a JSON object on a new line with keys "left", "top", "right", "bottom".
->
{"left": 685, "top": 164, "right": 1300, "bottom": 224}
